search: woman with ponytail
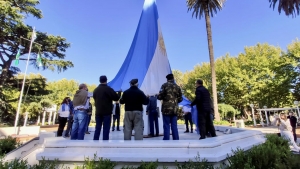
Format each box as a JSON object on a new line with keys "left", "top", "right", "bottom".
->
{"left": 57, "top": 97, "right": 71, "bottom": 137}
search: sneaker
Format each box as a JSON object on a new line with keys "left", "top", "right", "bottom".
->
{"left": 117, "top": 129, "right": 121, "bottom": 131}
{"left": 184, "top": 131, "right": 189, "bottom": 133}
{"left": 112, "top": 129, "right": 115, "bottom": 131}
{"left": 85, "top": 131, "right": 90, "bottom": 134}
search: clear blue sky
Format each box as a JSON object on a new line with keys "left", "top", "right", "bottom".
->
{"left": 21, "top": 0, "right": 300, "bottom": 85}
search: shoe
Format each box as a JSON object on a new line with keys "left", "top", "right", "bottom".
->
{"left": 85, "top": 131, "right": 90, "bottom": 134}
{"left": 199, "top": 137, "right": 206, "bottom": 140}
{"left": 191, "top": 130, "right": 193, "bottom": 133}
{"left": 148, "top": 134, "right": 154, "bottom": 137}
{"left": 184, "top": 131, "right": 189, "bottom": 133}
{"left": 112, "top": 129, "right": 115, "bottom": 131}
{"left": 64, "top": 135, "right": 70, "bottom": 138}
{"left": 117, "top": 129, "right": 121, "bottom": 131}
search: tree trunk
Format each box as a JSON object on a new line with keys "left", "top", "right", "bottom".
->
{"left": 204, "top": 5, "right": 220, "bottom": 121}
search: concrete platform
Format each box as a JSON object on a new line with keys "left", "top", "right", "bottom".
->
{"left": 34, "top": 125, "right": 264, "bottom": 168}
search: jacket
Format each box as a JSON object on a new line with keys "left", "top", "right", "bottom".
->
{"left": 157, "top": 80, "right": 183, "bottom": 115}
{"left": 287, "top": 115, "right": 297, "bottom": 127}
{"left": 93, "top": 84, "right": 121, "bottom": 116}
{"left": 73, "top": 89, "right": 88, "bottom": 107}
{"left": 120, "top": 86, "right": 149, "bottom": 111}
{"left": 191, "top": 86, "right": 211, "bottom": 113}
{"left": 146, "top": 96, "right": 157, "bottom": 112}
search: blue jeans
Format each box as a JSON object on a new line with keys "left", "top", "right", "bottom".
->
{"left": 93, "top": 114, "right": 112, "bottom": 140}
{"left": 86, "top": 114, "right": 92, "bottom": 132}
{"left": 162, "top": 115, "right": 179, "bottom": 140}
{"left": 149, "top": 110, "right": 159, "bottom": 136}
{"left": 71, "top": 110, "right": 88, "bottom": 140}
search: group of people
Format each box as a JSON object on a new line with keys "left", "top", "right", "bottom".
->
{"left": 273, "top": 112, "right": 299, "bottom": 152}
{"left": 56, "top": 84, "right": 93, "bottom": 139}
{"left": 56, "top": 73, "right": 217, "bottom": 141}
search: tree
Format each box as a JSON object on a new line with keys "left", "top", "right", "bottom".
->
{"left": 179, "top": 41, "right": 298, "bottom": 117}
{"left": 187, "top": 0, "right": 226, "bottom": 121}
{"left": 46, "top": 79, "right": 79, "bottom": 107}
{"left": 0, "top": 0, "right": 73, "bottom": 113}
{"left": 269, "top": 0, "right": 300, "bottom": 17}
{"left": 1, "top": 73, "right": 50, "bottom": 124}
{"left": 286, "top": 40, "right": 300, "bottom": 100}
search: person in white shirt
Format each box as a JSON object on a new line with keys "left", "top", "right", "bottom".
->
{"left": 182, "top": 105, "right": 193, "bottom": 133}
{"left": 273, "top": 113, "right": 300, "bottom": 152}
{"left": 57, "top": 97, "right": 70, "bottom": 137}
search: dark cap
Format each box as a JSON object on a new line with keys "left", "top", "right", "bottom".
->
{"left": 196, "top": 79, "right": 203, "bottom": 85}
{"left": 130, "top": 79, "right": 138, "bottom": 85}
{"left": 166, "top": 74, "right": 174, "bottom": 80}
{"left": 99, "top": 75, "right": 107, "bottom": 83}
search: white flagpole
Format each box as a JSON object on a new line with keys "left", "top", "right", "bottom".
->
{"left": 14, "top": 28, "right": 36, "bottom": 134}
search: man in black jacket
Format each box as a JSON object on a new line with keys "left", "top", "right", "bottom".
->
{"left": 191, "top": 79, "right": 216, "bottom": 140}
{"left": 120, "top": 79, "right": 149, "bottom": 140}
{"left": 93, "top": 75, "right": 121, "bottom": 140}
{"left": 287, "top": 111, "right": 297, "bottom": 142}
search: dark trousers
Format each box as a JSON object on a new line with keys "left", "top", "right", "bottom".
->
{"left": 198, "top": 111, "right": 216, "bottom": 139}
{"left": 292, "top": 126, "right": 297, "bottom": 142}
{"left": 57, "top": 116, "right": 68, "bottom": 137}
{"left": 112, "top": 114, "right": 120, "bottom": 130}
{"left": 86, "top": 114, "right": 92, "bottom": 132}
{"left": 184, "top": 113, "right": 193, "bottom": 131}
{"left": 65, "top": 116, "right": 73, "bottom": 137}
{"left": 206, "top": 114, "right": 214, "bottom": 136}
{"left": 149, "top": 110, "right": 159, "bottom": 136}
{"left": 93, "top": 114, "right": 112, "bottom": 140}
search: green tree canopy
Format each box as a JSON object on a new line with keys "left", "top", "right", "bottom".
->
{"left": 0, "top": 0, "right": 73, "bottom": 114}
{"left": 180, "top": 41, "right": 299, "bottom": 113}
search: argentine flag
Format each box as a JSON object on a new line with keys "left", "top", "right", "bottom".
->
{"left": 109, "top": 0, "right": 172, "bottom": 95}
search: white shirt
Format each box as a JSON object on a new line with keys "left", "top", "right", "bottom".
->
{"left": 182, "top": 106, "right": 191, "bottom": 113}
{"left": 58, "top": 104, "right": 70, "bottom": 117}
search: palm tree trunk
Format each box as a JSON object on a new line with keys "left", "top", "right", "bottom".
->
{"left": 204, "top": 5, "right": 220, "bottom": 121}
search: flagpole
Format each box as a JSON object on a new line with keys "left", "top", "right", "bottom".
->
{"left": 14, "top": 28, "right": 36, "bottom": 135}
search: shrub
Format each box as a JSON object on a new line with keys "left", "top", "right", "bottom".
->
{"left": 176, "top": 154, "right": 215, "bottom": 169}
{"left": 0, "top": 158, "right": 29, "bottom": 169}
{"left": 0, "top": 136, "right": 21, "bottom": 155}
{"left": 75, "top": 154, "right": 116, "bottom": 169}
{"left": 121, "top": 161, "right": 160, "bottom": 169}
{"left": 226, "top": 134, "right": 299, "bottom": 169}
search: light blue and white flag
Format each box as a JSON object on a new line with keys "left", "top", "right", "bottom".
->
{"left": 109, "top": 0, "right": 171, "bottom": 95}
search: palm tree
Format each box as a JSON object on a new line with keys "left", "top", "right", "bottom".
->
{"left": 269, "top": 0, "right": 300, "bottom": 17}
{"left": 187, "top": 0, "right": 226, "bottom": 121}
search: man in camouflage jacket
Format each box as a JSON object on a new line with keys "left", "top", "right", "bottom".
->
{"left": 157, "top": 74, "right": 183, "bottom": 140}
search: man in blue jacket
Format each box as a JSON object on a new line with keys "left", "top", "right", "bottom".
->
{"left": 146, "top": 95, "right": 159, "bottom": 137}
